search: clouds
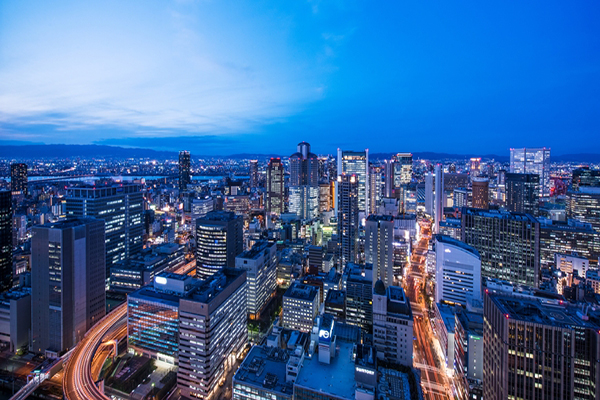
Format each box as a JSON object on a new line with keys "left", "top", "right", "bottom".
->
{"left": 0, "top": 0, "right": 330, "bottom": 141}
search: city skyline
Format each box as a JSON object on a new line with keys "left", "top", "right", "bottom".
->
{"left": 2, "top": 1, "right": 600, "bottom": 155}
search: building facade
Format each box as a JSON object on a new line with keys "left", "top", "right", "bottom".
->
{"left": 10, "top": 163, "right": 28, "bottom": 196}
{"left": 365, "top": 215, "right": 394, "bottom": 287}
{"left": 282, "top": 282, "right": 319, "bottom": 332}
{"left": 0, "top": 191, "right": 11, "bottom": 292}
{"left": 266, "top": 158, "right": 284, "bottom": 215}
{"left": 506, "top": 173, "right": 539, "bottom": 216}
{"left": 338, "top": 149, "right": 369, "bottom": 213}
{"left": 510, "top": 147, "right": 551, "bottom": 198}
{"left": 195, "top": 211, "right": 243, "bottom": 279}
{"left": 179, "top": 151, "right": 191, "bottom": 191}
{"left": 337, "top": 174, "right": 359, "bottom": 265}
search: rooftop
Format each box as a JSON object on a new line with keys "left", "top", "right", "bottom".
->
{"left": 435, "top": 234, "right": 480, "bottom": 258}
{"left": 367, "top": 214, "right": 394, "bottom": 222}
{"left": 238, "top": 241, "right": 274, "bottom": 260}
{"left": 463, "top": 207, "right": 538, "bottom": 223}
{"left": 325, "top": 290, "right": 345, "bottom": 306}
{"left": 284, "top": 282, "right": 318, "bottom": 302}
{"left": 234, "top": 345, "right": 293, "bottom": 397}
{"left": 436, "top": 302, "right": 457, "bottom": 333}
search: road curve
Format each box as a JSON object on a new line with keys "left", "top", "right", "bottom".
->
{"left": 63, "top": 303, "right": 127, "bottom": 400}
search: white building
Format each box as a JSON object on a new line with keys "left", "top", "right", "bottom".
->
{"left": 282, "top": 282, "right": 319, "bottom": 332}
{"left": 235, "top": 241, "right": 278, "bottom": 319}
{"left": 372, "top": 281, "right": 414, "bottom": 367}
{"left": 435, "top": 235, "right": 482, "bottom": 306}
{"left": 555, "top": 252, "right": 589, "bottom": 277}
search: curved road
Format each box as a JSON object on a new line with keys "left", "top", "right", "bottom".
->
{"left": 63, "top": 303, "right": 127, "bottom": 400}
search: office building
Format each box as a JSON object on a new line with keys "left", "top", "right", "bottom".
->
{"left": 555, "top": 252, "right": 589, "bottom": 277}
{"left": 372, "top": 281, "right": 413, "bottom": 366}
{"left": 337, "top": 174, "right": 359, "bottom": 265}
{"left": 365, "top": 215, "right": 394, "bottom": 287}
{"left": 66, "top": 183, "right": 143, "bottom": 284}
{"left": 483, "top": 291, "right": 600, "bottom": 400}
{"left": 392, "top": 153, "right": 413, "bottom": 188}
{"left": 369, "top": 165, "right": 383, "bottom": 215}
{"left": 338, "top": 149, "right": 369, "bottom": 213}
{"left": 191, "top": 197, "right": 215, "bottom": 227}
{"left": 343, "top": 263, "right": 373, "bottom": 331}
{"left": 319, "top": 181, "right": 332, "bottom": 212}
{"left": 235, "top": 241, "right": 278, "bottom": 319}
{"left": 510, "top": 147, "right": 551, "bottom": 198}
{"left": 434, "top": 302, "right": 457, "bottom": 372}
{"left": 0, "top": 191, "right": 11, "bottom": 292}
{"left": 435, "top": 164, "right": 444, "bottom": 232}
{"left": 425, "top": 172, "right": 434, "bottom": 216}
{"left": 249, "top": 160, "right": 259, "bottom": 188}
{"left": 453, "top": 187, "right": 468, "bottom": 208}
{"left": 10, "top": 163, "right": 28, "bottom": 196}
{"left": 572, "top": 167, "right": 600, "bottom": 191}
{"left": 566, "top": 187, "right": 600, "bottom": 230}
{"left": 505, "top": 173, "right": 539, "bottom": 216}
{"left": 282, "top": 282, "right": 319, "bottom": 332}
{"left": 179, "top": 151, "right": 191, "bottom": 191}
{"left": 454, "top": 310, "right": 483, "bottom": 400}
{"left": 444, "top": 173, "right": 469, "bottom": 191}
{"left": 324, "top": 290, "right": 346, "bottom": 320}
{"left": 539, "top": 218, "right": 600, "bottom": 266}
{"left": 461, "top": 208, "right": 539, "bottom": 287}
{"left": 469, "top": 158, "right": 481, "bottom": 177}
{"left": 195, "top": 211, "right": 243, "bottom": 279}
{"left": 31, "top": 219, "right": 106, "bottom": 355}
{"left": 434, "top": 235, "right": 481, "bottom": 305}
{"left": 266, "top": 158, "right": 284, "bottom": 215}
{"left": 0, "top": 287, "right": 31, "bottom": 352}
{"left": 289, "top": 142, "right": 319, "bottom": 220}
{"left": 471, "top": 177, "right": 489, "bottom": 210}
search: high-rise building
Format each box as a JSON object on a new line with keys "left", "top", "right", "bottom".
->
{"left": 461, "top": 208, "right": 539, "bottom": 287}
{"left": 31, "top": 219, "right": 106, "bottom": 354}
{"left": 566, "top": 187, "right": 600, "bottom": 230}
{"left": 505, "top": 173, "right": 539, "bottom": 216}
{"left": 177, "top": 269, "right": 247, "bottom": 400}
{"left": 178, "top": 151, "right": 191, "bottom": 192}
{"left": 66, "top": 183, "right": 143, "bottom": 285}
{"left": 10, "top": 163, "right": 28, "bottom": 196}
{"left": 338, "top": 149, "right": 369, "bottom": 213}
{"left": 434, "top": 235, "right": 481, "bottom": 306}
{"left": 539, "top": 218, "right": 600, "bottom": 266}
{"left": 266, "top": 158, "right": 284, "bottom": 215}
{"left": 195, "top": 211, "right": 243, "bottom": 279}
{"left": 282, "top": 282, "right": 319, "bottom": 332}
{"left": 510, "top": 147, "right": 551, "bottom": 198}
{"left": 343, "top": 263, "right": 373, "bottom": 331}
{"left": 471, "top": 177, "right": 489, "bottom": 210}
{"left": 249, "top": 159, "right": 259, "bottom": 188}
{"left": 392, "top": 153, "right": 413, "bottom": 187}
{"left": 572, "top": 167, "right": 600, "bottom": 191}
{"left": 435, "top": 164, "right": 445, "bottom": 232}
{"left": 318, "top": 181, "right": 332, "bottom": 212}
{"left": 0, "top": 191, "right": 12, "bottom": 292}
{"left": 484, "top": 291, "right": 600, "bottom": 400}
{"left": 372, "top": 281, "right": 413, "bottom": 366}
{"left": 369, "top": 165, "right": 383, "bottom": 215}
{"left": 469, "top": 158, "right": 481, "bottom": 178}
{"left": 235, "top": 241, "right": 277, "bottom": 319}
{"left": 289, "top": 142, "right": 319, "bottom": 220}
{"left": 425, "top": 172, "right": 434, "bottom": 216}
{"left": 365, "top": 215, "right": 394, "bottom": 287}
{"left": 337, "top": 174, "right": 359, "bottom": 265}
{"left": 453, "top": 188, "right": 468, "bottom": 208}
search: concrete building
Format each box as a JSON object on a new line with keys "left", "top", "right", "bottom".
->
{"left": 555, "top": 252, "right": 589, "bottom": 277}
{"left": 434, "top": 235, "right": 482, "bottom": 306}
{"left": 539, "top": 218, "right": 600, "bottom": 266}
{"left": 434, "top": 164, "right": 444, "bottom": 233}
{"left": 433, "top": 302, "right": 457, "bottom": 372}
{"left": 454, "top": 310, "right": 483, "bottom": 400}
{"left": 365, "top": 215, "right": 394, "bottom": 287}
{"left": 0, "top": 288, "right": 31, "bottom": 352}
{"left": 567, "top": 187, "right": 600, "bottom": 230}
{"left": 10, "top": 163, "right": 28, "bottom": 196}
{"left": 471, "top": 177, "right": 489, "bottom": 210}
{"left": 338, "top": 174, "right": 359, "bottom": 265}
{"left": 249, "top": 160, "right": 259, "bottom": 189}
{"left": 195, "top": 211, "right": 243, "bottom": 279}
{"left": 372, "top": 281, "right": 413, "bottom": 366}
{"left": 0, "top": 191, "right": 11, "bottom": 292}
{"left": 343, "top": 263, "right": 373, "bottom": 331}
{"left": 235, "top": 241, "right": 278, "bottom": 319}
{"left": 31, "top": 218, "right": 106, "bottom": 355}
{"left": 369, "top": 166, "right": 384, "bottom": 215}
{"left": 282, "top": 282, "right": 319, "bottom": 332}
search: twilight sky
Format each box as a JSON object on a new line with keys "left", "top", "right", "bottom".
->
{"left": 1, "top": 1, "right": 599, "bottom": 156}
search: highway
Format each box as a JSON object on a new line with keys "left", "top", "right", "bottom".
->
{"left": 405, "top": 221, "right": 455, "bottom": 400}
{"left": 63, "top": 303, "right": 128, "bottom": 400}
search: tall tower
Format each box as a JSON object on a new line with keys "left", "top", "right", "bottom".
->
{"left": 31, "top": 218, "right": 106, "bottom": 354}
{"left": 469, "top": 158, "right": 481, "bottom": 178}
{"left": 0, "top": 191, "right": 12, "bottom": 292}
{"left": 178, "top": 151, "right": 191, "bottom": 192}
{"left": 471, "top": 177, "right": 489, "bottom": 210}
{"left": 337, "top": 174, "right": 359, "bottom": 265}
{"left": 10, "top": 163, "right": 28, "bottom": 196}
{"left": 506, "top": 173, "right": 540, "bottom": 216}
{"left": 510, "top": 147, "right": 550, "bottom": 198}
{"left": 434, "top": 164, "right": 444, "bottom": 233}
{"left": 289, "top": 142, "right": 319, "bottom": 220}
{"left": 338, "top": 149, "right": 369, "bottom": 214}
{"left": 365, "top": 215, "right": 394, "bottom": 287}
{"left": 369, "top": 165, "right": 383, "bottom": 215}
{"left": 425, "top": 172, "right": 434, "bottom": 216}
{"left": 195, "top": 211, "right": 243, "bottom": 279}
{"left": 249, "top": 160, "right": 259, "bottom": 189}
{"left": 266, "top": 158, "right": 284, "bottom": 215}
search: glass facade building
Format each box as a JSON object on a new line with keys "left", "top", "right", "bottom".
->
{"left": 509, "top": 147, "right": 551, "bottom": 198}
{"left": 338, "top": 149, "right": 369, "bottom": 213}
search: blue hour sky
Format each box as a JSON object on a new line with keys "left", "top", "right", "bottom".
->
{"left": 1, "top": 1, "right": 599, "bottom": 156}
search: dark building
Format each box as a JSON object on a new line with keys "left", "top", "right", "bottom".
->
{"left": 266, "top": 158, "right": 284, "bottom": 215}
{"left": 249, "top": 160, "right": 258, "bottom": 188}
{"left": 338, "top": 174, "right": 359, "bottom": 265}
{"left": 471, "top": 177, "right": 489, "bottom": 209}
{"left": 179, "top": 151, "right": 191, "bottom": 192}
{"left": 539, "top": 218, "right": 600, "bottom": 266}
{"left": 289, "top": 142, "right": 319, "bottom": 220}
{"left": 31, "top": 218, "right": 106, "bottom": 354}
{"left": 505, "top": 173, "right": 539, "bottom": 216}
{"left": 195, "top": 211, "right": 243, "bottom": 279}
{"left": 66, "top": 183, "right": 143, "bottom": 284}
{"left": 572, "top": 167, "right": 600, "bottom": 191}
{"left": 10, "top": 163, "right": 28, "bottom": 196}
{"left": 0, "top": 191, "right": 12, "bottom": 292}
{"left": 461, "top": 208, "right": 539, "bottom": 287}
{"left": 324, "top": 289, "right": 346, "bottom": 320}
{"left": 344, "top": 263, "right": 373, "bottom": 331}
{"left": 567, "top": 188, "right": 600, "bottom": 230}
{"left": 444, "top": 173, "right": 469, "bottom": 192}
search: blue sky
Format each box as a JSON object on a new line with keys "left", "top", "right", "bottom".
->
{"left": 1, "top": 1, "right": 599, "bottom": 156}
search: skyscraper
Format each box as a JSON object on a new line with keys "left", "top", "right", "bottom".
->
{"left": 266, "top": 158, "right": 284, "bottom": 215}
{"left": 337, "top": 174, "right": 359, "bottom": 265}
{"left": 235, "top": 241, "right": 277, "bottom": 319}
{"left": 392, "top": 153, "right": 413, "bottom": 188}
{"left": 425, "top": 172, "right": 434, "bottom": 216}
{"left": 471, "top": 177, "right": 489, "bottom": 210}
{"left": 66, "top": 183, "right": 143, "bottom": 286}
{"left": 289, "top": 142, "right": 319, "bottom": 220}
{"left": 566, "top": 188, "right": 600, "bottom": 230}
{"left": 31, "top": 218, "right": 106, "bottom": 354}
{"left": 10, "top": 163, "right": 28, "bottom": 196}
{"left": 0, "top": 191, "right": 12, "bottom": 292}
{"left": 249, "top": 160, "right": 259, "bottom": 188}
{"left": 178, "top": 151, "right": 191, "bottom": 192}
{"left": 338, "top": 149, "right": 369, "bottom": 213}
{"left": 195, "top": 211, "right": 243, "bottom": 279}
{"left": 572, "top": 167, "right": 600, "bottom": 191}
{"left": 510, "top": 147, "right": 551, "bottom": 198}
{"left": 365, "top": 215, "right": 394, "bottom": 287}
{"left": 469, "top": 158, "right": 481, "bottom": 178}
{"left": 369, "top": 165, "right": 383, "bottom": 215}
{"left": 505, "top": 173, "right": 539, "bottom": 216}
{"left": 434, "top": 164, "right": 444, "bottom": 232}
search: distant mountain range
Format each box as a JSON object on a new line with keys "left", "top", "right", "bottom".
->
{"left": 0, "top": 143, "right": 599, "bottom": 163}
